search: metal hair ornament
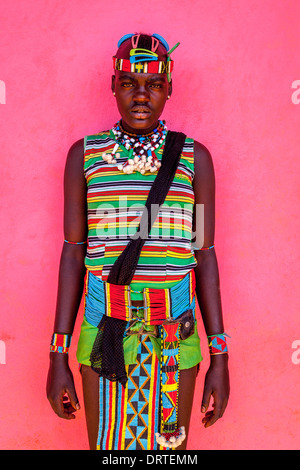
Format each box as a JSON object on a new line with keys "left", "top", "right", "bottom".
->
{"left": 113, "top": 33, "right": 180, "bottom": 82}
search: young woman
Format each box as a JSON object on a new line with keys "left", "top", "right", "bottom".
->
{"left": 47, "top": 33, "right": 230, "bottom": 451}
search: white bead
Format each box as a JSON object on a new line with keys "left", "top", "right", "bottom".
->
{"left": 117, "top": 164, "right": 123, "bottom": 171}
{"left": 128, "top": 159, "right": 134, "bottom": 165}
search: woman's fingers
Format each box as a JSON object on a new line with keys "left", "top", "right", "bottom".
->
{"left": 201, "top": 394, "right": 228, "bottom": 427}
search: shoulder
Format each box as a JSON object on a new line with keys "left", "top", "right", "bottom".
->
{"left": 64, "top": 138, "right": 85, "bottom": 178}
{"left": 67, "top": 138, "right": 84, "bottom": 161}
{"left": 66, "top": 131, "right": 110, "bottom": 162}
{"left": 85, "top": 130, "right": 112, "bottom": 146}
{"left": 193, "top": 140, "right": 214, "bottom": 170}
{"left": 192, "top": 140, "right": 215, "bottom": 187}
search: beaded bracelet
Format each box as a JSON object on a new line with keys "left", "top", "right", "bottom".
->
{"left": 207, "top": 333, "right": 230, "bottom": 355}
{"left": 50, "top": 333, "right": 72, "bottom": 354}
{"left": 200, "top": 244, "right": 215, "bottom": 250}
{"left": 193, "top": 244, "right": 215, "bottom": 251}
{"left": 64, "top": 239, "right": 87, "bottom": 245}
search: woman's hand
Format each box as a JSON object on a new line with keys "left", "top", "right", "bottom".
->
{"left": 201, "top": 354, "right": 230, "bottom": 427}
{"left": 46, "top": 353, "right": 80, "bottom": 420}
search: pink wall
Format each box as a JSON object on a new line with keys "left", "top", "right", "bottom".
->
{"left": 1, "top": 0, "right": 300, "bottom": 450}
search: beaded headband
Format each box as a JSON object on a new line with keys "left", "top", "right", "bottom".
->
{"left": 113, "top": 33, "right": 180, "bottom": 82}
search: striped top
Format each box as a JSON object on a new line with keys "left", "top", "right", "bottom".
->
{"left": 83, "top": 128, "right": 197, "bottom": 291}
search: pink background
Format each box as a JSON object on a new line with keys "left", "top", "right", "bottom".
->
{"left": 1, "top": 0, "right": 300, "bottom": 450}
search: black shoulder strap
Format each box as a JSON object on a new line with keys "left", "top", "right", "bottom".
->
{"left": 107, "top": 130, "right": 187, "bottom": 285}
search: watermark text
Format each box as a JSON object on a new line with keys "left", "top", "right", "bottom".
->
{"left": 0, "top": 340, "right": 6, "bottom": 364}
{"left": 291, "top": 340, "right": 300, "bottom": 364}
{"left": 291, "top": 80, "right": 300, "bottom": 104}
{"left": 0, "top": 80, "right": 6, "bottom": 104}
{"left": 91, "top": 198, "right": 204, "bottom": 248}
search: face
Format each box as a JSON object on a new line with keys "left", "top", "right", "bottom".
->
{"left": 111, "top": 38, "right": 172, "bottom": 134}
{"left": 112, "top": 71, "right": 172, "bottom": 134}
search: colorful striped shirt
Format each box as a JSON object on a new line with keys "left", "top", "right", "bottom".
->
{"left": 83, "top": 129, "right": 197, "bottom": 293}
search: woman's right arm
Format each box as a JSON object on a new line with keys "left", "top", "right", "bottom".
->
{"left": 46, "top": 138, "right": 87, "bottom": 420}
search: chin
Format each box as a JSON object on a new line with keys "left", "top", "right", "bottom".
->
{"left": 122, "top": 117, "right": 160, "bottom": 133}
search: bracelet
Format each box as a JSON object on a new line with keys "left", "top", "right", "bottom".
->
{"left": 64, "top": 239, "right": 87, "bottom": 245}
{"left": 207, "top": 333, "right": 230, "bottom": 355}
{"left": 50, "top": 333, "right": 72, "bottom": 353}
{"left": 193, "top": 244, "right": 215, "bottom": 251}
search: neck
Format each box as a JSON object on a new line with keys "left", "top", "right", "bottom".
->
{"left": 120, "top": 119, "right": 160, "bottom": 136}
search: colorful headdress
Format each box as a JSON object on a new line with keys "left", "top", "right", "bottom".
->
{"left": 113, "top": 33, "right": 180, "bottom": 82}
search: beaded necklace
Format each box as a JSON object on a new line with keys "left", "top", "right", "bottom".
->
{"left": 104, "top": 120, "right": 167, "bottom": 174}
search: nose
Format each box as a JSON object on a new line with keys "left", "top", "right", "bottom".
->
{"left": 133, "top": 83, "right": 150, "bottom": 102}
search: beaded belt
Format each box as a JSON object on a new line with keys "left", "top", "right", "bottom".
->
{"left": 85, "top": 270, "right": 196, "bottom": 448}
{"left": 84, "top": 269, "right": 195, "bottom": 328}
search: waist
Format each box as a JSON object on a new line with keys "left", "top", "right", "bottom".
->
{"left": 84, "top": 269, "right": 196, "bottom": 327}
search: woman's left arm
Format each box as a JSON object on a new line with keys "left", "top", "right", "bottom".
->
{"left": 192, "top": 140, "right": 230, "bottom": 428}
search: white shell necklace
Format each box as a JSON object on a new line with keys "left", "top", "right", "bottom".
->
{"left": 104, "top": 120, "right": 167, "bottom": 174}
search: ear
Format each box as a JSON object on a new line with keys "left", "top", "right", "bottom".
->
{"left": 168, "top": 79, "right": 173, "bottom": 98}
{"left": 111, "top": 75, "right": 116, "bottom": 95}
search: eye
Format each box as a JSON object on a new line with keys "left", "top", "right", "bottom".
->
{"left": 121, "top": 82, "right": 134, "bottom": 88}
{"left": 149, "top": 83, "right": 162, "bottom": 89}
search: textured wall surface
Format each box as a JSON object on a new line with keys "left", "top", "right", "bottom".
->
{"left": 1, "top": 0, "right": 300, "bottom": 450}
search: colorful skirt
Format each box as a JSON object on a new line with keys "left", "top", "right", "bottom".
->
{"left": 77, "top": 270, "right": 202, "bottom": 450}
{"left": 98, "top": 335, "right": 161, "bottom": 450}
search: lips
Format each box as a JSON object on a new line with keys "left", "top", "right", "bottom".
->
{"left": 130, "top": 105, "right": 151, "bottom": 117}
